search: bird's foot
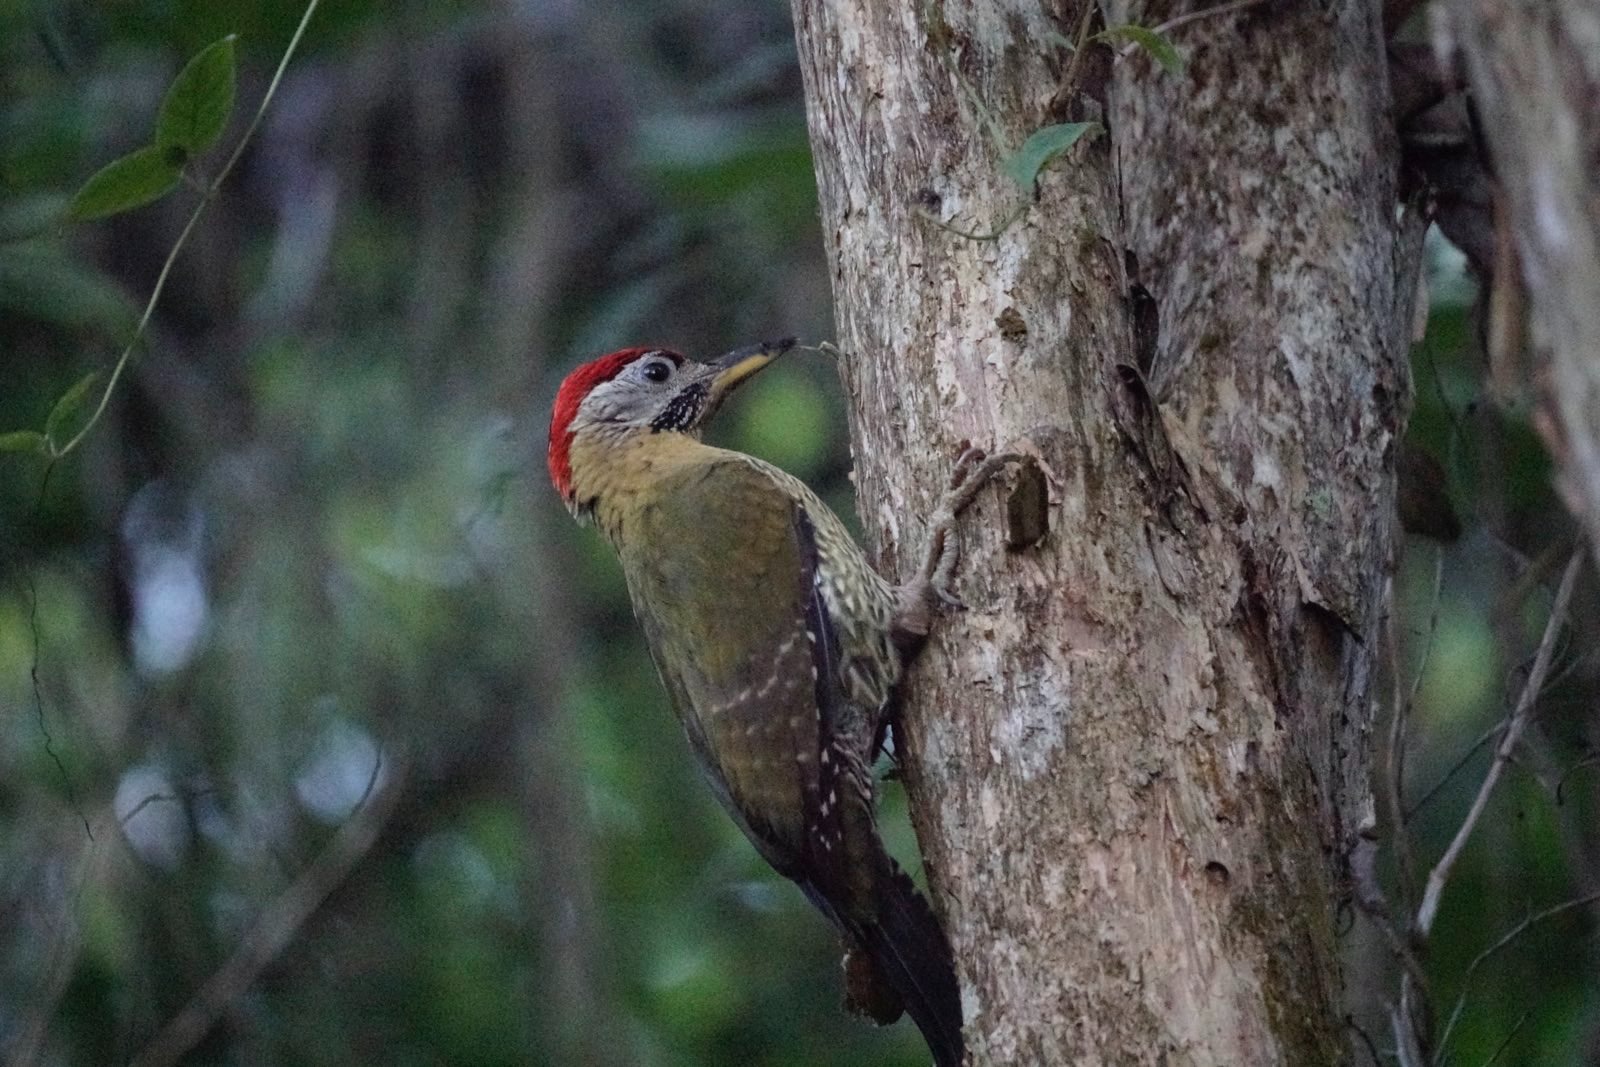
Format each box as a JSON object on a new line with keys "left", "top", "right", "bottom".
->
{"left": 891, "top": 444, "right": 1023, "bottom": 649}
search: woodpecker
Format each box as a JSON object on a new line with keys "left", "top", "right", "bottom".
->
{"left": 548, "top": 339, "right": 1012, "bottom": 1066}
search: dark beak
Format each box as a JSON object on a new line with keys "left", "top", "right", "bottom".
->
{"left": 706, "top": 337, "right": 796, "bottom": 400}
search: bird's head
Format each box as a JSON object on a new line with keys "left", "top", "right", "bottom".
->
{"left": 547, "top": 338, "right": 794, "bottom": 507}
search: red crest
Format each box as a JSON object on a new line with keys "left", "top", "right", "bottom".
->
{"left": 547, "top": 348, "right": 683, "bottom": 500}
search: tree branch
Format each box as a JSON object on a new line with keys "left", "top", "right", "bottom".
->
{"left": 1435, "top": 890, "right": 1600, "bottom": 1061}
{"left": 128, "top": 749, "right": 406, "bottom": 1067}
{"left": 1414, "top": 549, "right": 1582, "bottom": 937}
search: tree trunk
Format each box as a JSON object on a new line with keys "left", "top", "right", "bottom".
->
{"left": 790, "top": 1, "right": 1417, "bottom": 1062}
{"left": 1448, "top": 0, "right": 1600, "bottom": 570}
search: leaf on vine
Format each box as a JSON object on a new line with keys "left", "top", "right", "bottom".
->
{"left": 156, "top": 35, "right": 238, "bottom": 159}
{"left": 1096, "top": 24, "right": 1184, "bottom": 75}
{"left": 44, "top": 371, "right": 102, "bottom": 446}
{"left": 1002, "top": 122, "right": 1098, "bottom": 191}
{"left": 0, "top": 430, "right": 48, "bottom": 455}
{"left": 67, "top": 147, "right": 183, "bottom": 221}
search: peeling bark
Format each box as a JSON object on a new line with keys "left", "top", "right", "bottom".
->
{"left": 791, "top": 1, "right": 1415, "bottom": 1062}
{"left": 1448, "top": 0, "right": 1600, "bottom": 570}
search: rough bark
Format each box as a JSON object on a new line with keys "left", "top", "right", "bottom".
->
{"left": 1448, "top": 0, "right": 1600, "bottom": 569}
{"left": 790, "top": 1, "right": 1416, "bottom": 1062}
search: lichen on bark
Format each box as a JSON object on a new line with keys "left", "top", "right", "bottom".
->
{"left": 790, "top": 0, "right": 1416, "bottom": 1062}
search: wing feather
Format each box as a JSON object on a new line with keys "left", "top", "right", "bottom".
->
{"left": 616, "top": 449, "right": 962, "bottom": 1066}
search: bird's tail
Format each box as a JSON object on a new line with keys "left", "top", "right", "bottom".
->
{"left": 852, "top": 858, "right": 964, "bottom": 1067}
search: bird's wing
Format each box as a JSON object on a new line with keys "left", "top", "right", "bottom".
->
{"left": 621, "top": 453, "right": 963, "bottom": 1066}
{"left": 621, "top": 454, "right": 851, "bottom": 878}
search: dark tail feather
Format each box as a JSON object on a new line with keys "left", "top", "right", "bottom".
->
{"left": 856, "top": 860, "right": 964, "bottom": 1067}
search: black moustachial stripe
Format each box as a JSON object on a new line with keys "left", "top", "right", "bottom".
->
{"left": 650, "top": 382, "right": 708, "bottom": 432}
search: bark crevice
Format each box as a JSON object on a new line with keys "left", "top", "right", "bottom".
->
{"left": 791, "top": 1, "right": 1412, "bottom": 1061}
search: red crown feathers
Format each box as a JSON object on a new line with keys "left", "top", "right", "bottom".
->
{"left": 547, "top": 347, "right": 684, "bottom": 500}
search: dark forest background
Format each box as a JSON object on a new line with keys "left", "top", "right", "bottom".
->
{"left": 1, "top": 2, "right": 1596, "bottom": 1064}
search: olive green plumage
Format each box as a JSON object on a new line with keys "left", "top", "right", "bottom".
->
{"left": 605, "top": 442, "right": 893, "bottom": 861}
{"left": 549, "top": 344, "right": 963, "bottom": 1066}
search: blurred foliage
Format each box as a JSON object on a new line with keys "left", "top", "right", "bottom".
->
{"left": 1, "top": 3, "right": 1597, "bottom": 1067}
{"left": 1376, "top": 235, "right": 1600, "bottom": 1065}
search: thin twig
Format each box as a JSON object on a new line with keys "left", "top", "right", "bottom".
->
{"left": 118, "top": 786, "right": 220, "bottom": 826}
{"left": 1406, "top": 721, "right": 1502, "bottom": 821}
{"left": 1492, "top": 540, "right": 1570, "bottom": 620}
{"left": 921, "top": 0, "right": 1008, "bottom": 152}
{"left": 118, "top": 792, "right": 181, "bottom": 825}
{"left": 1350, "top": 832, "right": 1432, "bottom": 993}
{"left": 913, "top": 202, "right": 1029, "bottom": 242}
{"left": 1056, "top": 0, "right": 1099, "bottom": 107}
{"left": 1479, "top": 1013, "right": 1530, "bottom": 1067}
{"left": 52, "top": 0, "right": 324, "bottom": 460}
{"left": 1386, "top": 551, "right": 1444, "bottom": 905}
{"left": 2, "top": 832, "right": 105, "bottom": 1067}
{"left": 1148, "top": 0, "right": 1271, "bottom": 40}
{"left": 1346, "top": 1014, "right": 1383, "bottom": 1067}
{"left": 1555, "top": 750, "right": 1600, "bottom": 805}
{"left": 25, "top": 562, "right": 91, "bottom": 839}
{"left": 1392, "top": 1004, "right": 1428, "bottom": 1067}
{"left": 1406, "top": 549, "right": 1447, "bottom": 717}
{"left": 127, "top": 749, "right": 404, "bottom": 1067}
{"left": 1417, "top": 334, "right": 1465, "bottom": 446}
{"left": 1433, "top": 890, "right": 1600, "bottom": 1061}
{"left": 1414, "top": 550, "right": 1583, "bottom": 937}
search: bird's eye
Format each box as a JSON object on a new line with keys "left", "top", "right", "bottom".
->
{"left": 642, "top": 360, "right": 672, "bottom": 383}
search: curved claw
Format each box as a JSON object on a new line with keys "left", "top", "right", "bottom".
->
{"left": 947, "top": 444, "right": 986, "bottom": 490}
{"left": 893, "top": 445, "right": 1024, "bottom": 647}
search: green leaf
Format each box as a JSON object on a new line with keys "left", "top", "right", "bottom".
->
{"left": 1096, "top": 24, "right": 1184, "bottom": 75}
{"left": 67, "top": 147, "right": 183, "bottom": 221}
{"left": 44, "top": 371, "right": 102, "bottom": 445}
{"left": 0, "top": 431, "right": 48, "bottom": 455}
{"left": 1002, "top": 122, "right": 1098, "bottom": 191}
{"left": 156, "top": 35, "right": 238, "bottom": 158}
